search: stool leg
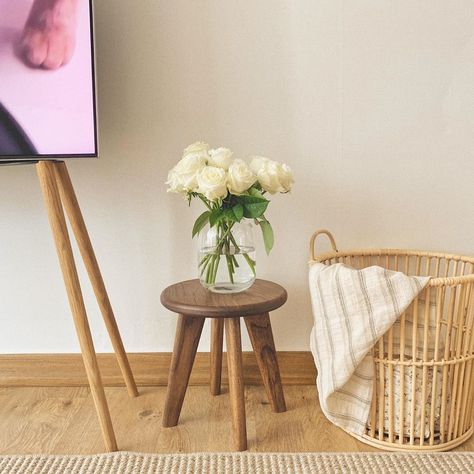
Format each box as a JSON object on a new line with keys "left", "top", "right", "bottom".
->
{"left": 244, "top": 313, "right": 287, "bottom": 413}
{"left": 210, "top": 319, "right": 224, "bottom": 395}
{"left": 162, "top": 314, "right": 204, "bottom": 427}
{"left": 225, "top": 317, "right": 247, "bottom": 451}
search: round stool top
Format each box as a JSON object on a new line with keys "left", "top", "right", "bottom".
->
{"left": 160, "top": 279, "right": 287, "bottom": 318}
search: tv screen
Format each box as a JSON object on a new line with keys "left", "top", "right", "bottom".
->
{"left": 0, "top": 0, "right": 97, "bottom": 160}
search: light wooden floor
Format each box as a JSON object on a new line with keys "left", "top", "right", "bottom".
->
{"left": 0, "top": 385, "right": 472, "bottom": 454}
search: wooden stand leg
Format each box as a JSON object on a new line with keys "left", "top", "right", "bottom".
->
{"left": 162, "top": 315, "right": 205, "bottom": 427}
{"left": 210, "top": 319, "right": 224, "bottom": 396}
{"left": 225, "top": 317, "right": 247, "bottom": 451}
{"left": 244, "top": 313, "right": 286, "bottom": 413}
{"left": 37, "top": 161, "right": 117, "bottom": 452}
{"left": 53, "top": 162, "right": 138, "bottom": 398}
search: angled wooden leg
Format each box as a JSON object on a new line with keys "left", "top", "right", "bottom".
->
{"left": 210, "top": 319, "right": 224, "bottom": 395}
{"left": 225, "top": 317, "right": 247, "bottom": 451}
{"left": 53, "top": 162, "right": 138, "bottom": 398}
{"left": 37, "top": 161, "right": 117, "bottom": 452}
{"left": 162, "top": 315, "right": 205, "bottom": 427}
{"left": 244, "top": 313, "right": 286, "bottom": 413}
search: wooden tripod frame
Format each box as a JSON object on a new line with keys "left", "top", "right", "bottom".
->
{"left": 36, "top": 160, "right": 138, "bottom": 452}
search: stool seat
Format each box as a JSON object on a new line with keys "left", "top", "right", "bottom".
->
{"left": 161, "top": 279, "right": 288, "bottom": 451}
{"left": 160, "top": 279, "right": 287, "bottom": 317}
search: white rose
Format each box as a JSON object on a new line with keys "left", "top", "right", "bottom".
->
{"left": 208, "top": 147, "right": 233, "bottom": 170}
{"left": 197, "top": 166, "right": 228, "bottom": 201}
{"left": 256, "top": 160, "right": 294, "bottom": 194}
{"left": 183, "top": 141, "right": 209, "bottom": 156}
{"left": 166, "top": 169, "right": 183, "bottom": 193}
{"left": 166, "top": 153, "right": 207, "bottom": 193}
{"left": 250, "top": 156, "right": 294, "bottom": 194}
{"left": 227, "top": 159, "right": 256, "bottom": 195}
{"left": 255, "top": 160, "right": 281, "bottom": 193}
{"left": 249, "top": 155, "right": 271, "bottom": 175}
{"left": 277, "top": 163, "right": 294, "bottom": 193}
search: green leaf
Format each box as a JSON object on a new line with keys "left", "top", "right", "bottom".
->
{"left": 209, "top": 209, "right": 224, "bottom": 227}
{"left": 259, "top": 220, "right": 274, "bottom": 255}
{"left": 223, "top": 208, "right": 237, "bottom": 222}
{"left": 232, "top": 203, "right": 244, "bottom": 222}
{"left": 248, "top": 187, "right": 265, "bottom": 199}
{"left": 237, "top": 194, "right": 268, "bottom": 204}
{"left": 192, "top": 211, "right": 210, "bottom": 238}
{"left": 243, "top": 199, "right": 269, "bottom": 219}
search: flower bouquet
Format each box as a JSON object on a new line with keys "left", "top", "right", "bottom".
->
{"left": 166, "top": 142, "right": 293, "bottom": 292}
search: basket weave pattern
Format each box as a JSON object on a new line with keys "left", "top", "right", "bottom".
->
{"left": 310, "top": 230, "right": 474, "bottom": 451}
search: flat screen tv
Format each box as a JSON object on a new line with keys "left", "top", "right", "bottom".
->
{"left": 0, "top": 0, "right": 97, "bottom": 161}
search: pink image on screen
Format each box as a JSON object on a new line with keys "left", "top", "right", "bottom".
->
{"left": 0, "top": 0, "right": 96, "bottom": 156}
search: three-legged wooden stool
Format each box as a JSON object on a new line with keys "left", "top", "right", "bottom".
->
{"left": 160, "top": 279, "right": 288, "bottom": 451}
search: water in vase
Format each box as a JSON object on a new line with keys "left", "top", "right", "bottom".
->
{"left": 198, "top": 245, "right": 256, "bottom": 293}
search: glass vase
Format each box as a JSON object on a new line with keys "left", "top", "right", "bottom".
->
{"left": 198, "top": 220, "right": 256, "bottom": 293}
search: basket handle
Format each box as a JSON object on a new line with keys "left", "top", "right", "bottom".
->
{"left": 309, "top": 229, "right": 338, "bottom": 260}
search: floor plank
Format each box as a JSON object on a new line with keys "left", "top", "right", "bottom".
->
{"left": 0, "top": 385, "right": 471, "bottom": 454}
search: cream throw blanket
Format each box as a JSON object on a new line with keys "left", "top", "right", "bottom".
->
{"left": 309, "top": 262, "right": 430, "bottom": 435}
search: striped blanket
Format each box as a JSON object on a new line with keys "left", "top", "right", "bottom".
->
{"left": 309, "top": 262, "right": 430, "bottom": 435}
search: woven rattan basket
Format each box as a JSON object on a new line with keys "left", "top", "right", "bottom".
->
{"left": 310, "top": 229, "right": 474, "bottom": 451}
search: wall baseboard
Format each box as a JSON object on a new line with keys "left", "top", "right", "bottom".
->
{"left": 0, "top": 351, "right": 316, "bottom": 387}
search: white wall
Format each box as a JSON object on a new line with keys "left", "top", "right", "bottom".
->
{"left": 0, "top": 0, "right": 473, "bottom": 353}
